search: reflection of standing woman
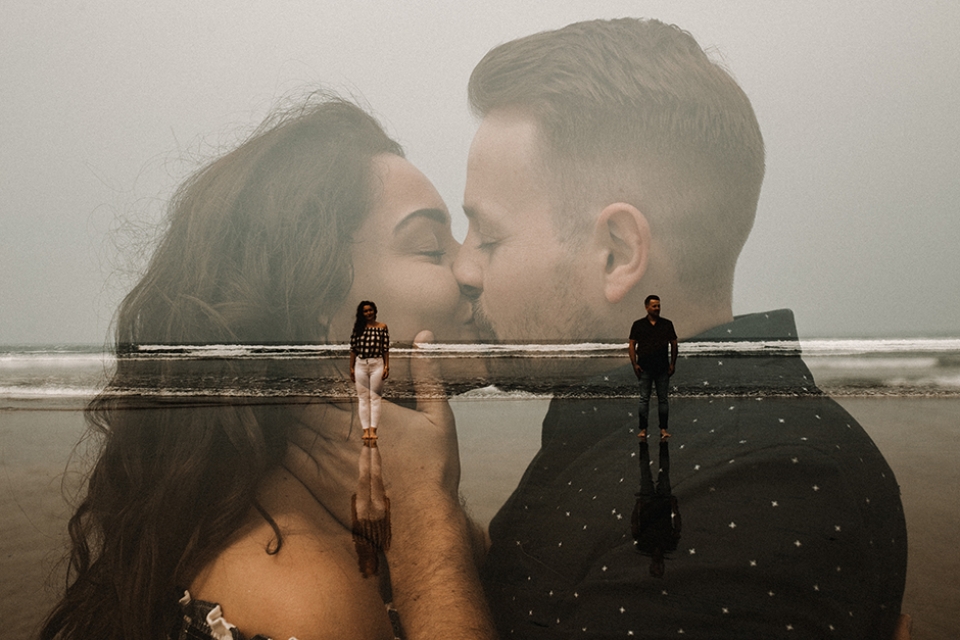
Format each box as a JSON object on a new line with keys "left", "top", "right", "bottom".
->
{"left": 350, "top": 300, "right": 389, "bottom": 441}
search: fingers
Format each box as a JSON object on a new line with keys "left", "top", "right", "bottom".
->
{"left": 893, "top": 614, "right": 912, "bottom": 640}
{"left": 411, "top": 330, "right": 439, "bottom": 377}
{"left": 411, "top": 330, "right": 452, "bottom": 425}
{"left": 284, "top": 405, "right": 363, "bottom": 529}
{"left": 283, "top": 436, "right": 356, "bottom": 529}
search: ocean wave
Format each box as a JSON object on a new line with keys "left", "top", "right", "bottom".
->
{"left": 805, "top": 357, "right": 941, "bottom": 370}
{"left": 798, "top": 338, "right": 960, "bottom": 355}
{"left": 0, "top": 354, "right": 113, "bottom": 368}
{"left": 118, "top": 338, "right": 960, "bottom": 358}
{"left": 6, "top": 338, "right": 959, "bottom": 359}
{"left": 4, "top": 339, "right": 960, "bottom": 403}
{"left": 0, "top": 385, "right": 102, "bottom": 399}
{"left": 457, "top": 385, "right": 551, "bottom": 399}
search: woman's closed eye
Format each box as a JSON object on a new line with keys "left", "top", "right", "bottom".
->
{"left": 392, "top": 210, "right": 457, "bottom": 265}
{"left": 419, "top": 248, "right": 446, "bottom": 263}
{"left": 393, "top": 228, "right": 448, "bottom": 264}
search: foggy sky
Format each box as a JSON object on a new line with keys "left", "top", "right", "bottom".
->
{"left": 2, "top": 0, "right": 958, "bottom": 344}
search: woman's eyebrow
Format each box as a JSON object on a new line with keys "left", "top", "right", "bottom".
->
{"left": 393, "top": 208, "right": 449, "bottom": 234}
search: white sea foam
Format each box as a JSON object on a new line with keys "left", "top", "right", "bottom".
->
{"left": 806, "top": 357, "right": 941, "bottom": 370}
{"left": 798, "top": 338, "right": 960, "bottom": 356}
{"left": 0, "top": 385, "right": 101, "bottom": 399}
{"left": 43, "top": 337, "right": 960, "bottom": 359}
{"left": 3, "top": 339, "right": 960, "bottom": 401}
{"left": 457, "top": 385, "right": 551, "bottom": 399}
{"left": 0, "top": 353, "right": 113, "bottom": 368}
{"left": 134, "top": 344, "right": 348, "bottom": 358}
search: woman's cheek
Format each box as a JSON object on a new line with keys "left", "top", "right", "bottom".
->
{"left": 376, "top": 256, "right": 465, "bottom": 342}
{"left": 408, "top": 264, "right": 461, "bottom": 339}
{"left": 375, "top": 262, "right": 441, "bottom": 340}
{"left": 432, "top": 271, "right": 467, "bottom": 341}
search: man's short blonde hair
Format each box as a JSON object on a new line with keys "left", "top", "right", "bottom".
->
{"left": 468, "top": 18, "right": 765, "bottom": 304}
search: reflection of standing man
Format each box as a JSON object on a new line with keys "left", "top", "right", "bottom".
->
{"left": 629, "top": 295, "right": 678, "bottom": 441}
{"left": 632, "top": 441, "right": 680, "bottom": 578}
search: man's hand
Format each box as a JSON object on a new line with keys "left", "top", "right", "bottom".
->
{"left": 669, "top": 338, "right": 678, "bottom": 376}
{"left": 892, "top": 614, "right": 911, "bottom": 640}
{"left": 380, "top": 331, "right": 495, "bottom": 639}
{"left": 285, "top": 400, "right": 362, "bottom": 529}
{"left": 628, "top": 339, "right": 641, "bottom": 379}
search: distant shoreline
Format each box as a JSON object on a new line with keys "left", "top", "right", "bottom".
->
{"left": 3, "top": 339, "right": 960, "bottom": 406}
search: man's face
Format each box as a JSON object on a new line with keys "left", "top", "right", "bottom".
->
{"left": 646, "top": 298, "right": 661, "bottom": 320}
{"left": 454, "top": 111, "right": 594, "bottom": 342}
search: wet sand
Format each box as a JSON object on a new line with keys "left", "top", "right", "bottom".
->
{"left": 2, "top": 397, "right": 957, "bottom": 639}
{"left": 0, "top": 407, "right": 86, "bottom": 640}
{"left": 832, "top": 398, "right": 960, "bottom": 640}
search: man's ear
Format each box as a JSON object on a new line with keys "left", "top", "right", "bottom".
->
{"left": 593, "top": 202, "right": 650, "bottom": 304}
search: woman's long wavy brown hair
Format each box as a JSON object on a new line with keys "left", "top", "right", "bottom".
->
{"left": 40, "top": 94, "right": 403, "bottom": 640}
{"left": 351, "top": 299, "right": 378, "bottom": 342}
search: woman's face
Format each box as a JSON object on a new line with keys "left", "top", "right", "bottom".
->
{"left": 333, "top": 154, "right": 477, "bottom": 343}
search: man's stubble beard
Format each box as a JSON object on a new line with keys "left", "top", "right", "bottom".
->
{"left": 472, "top": 254, "right": 595, "bottom": 343}
{"left": 470, "top": 298, "right": 498, "bottom": 342}
{"left": 471, "top": 257, "right": 600, "bottom": 386}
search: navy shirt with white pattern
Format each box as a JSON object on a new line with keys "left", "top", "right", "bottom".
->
{"left": 482, "top": 310, "right": 906, "bottom": 639}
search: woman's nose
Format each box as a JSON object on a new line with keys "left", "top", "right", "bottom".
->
{"left": 452, "top": 243, "right": 482, "bottom": 299}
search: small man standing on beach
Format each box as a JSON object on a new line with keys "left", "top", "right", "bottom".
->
{"left": 628, "top": 294, "right": 678, "bottom": 441}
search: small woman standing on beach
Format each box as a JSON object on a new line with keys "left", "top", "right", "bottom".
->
{"left": 350, "top": 300, "right": 389, "bottom": 441}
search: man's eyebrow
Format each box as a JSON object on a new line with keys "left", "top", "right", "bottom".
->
{"left": 393, "top": 208, "right": 449, "bottom": 234}
{"left": 463, "top": 204, "right": 503, "bottom": 234}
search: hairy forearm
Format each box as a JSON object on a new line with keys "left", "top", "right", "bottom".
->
{"left": 388, "top": 495, "right": 497, "bottom": 640}
{"left": 465, "top": 508, "right": 491, "bottom": 569}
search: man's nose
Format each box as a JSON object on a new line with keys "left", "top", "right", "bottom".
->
{"left": 459, "top": 281, "right": 482, "bottom": 301}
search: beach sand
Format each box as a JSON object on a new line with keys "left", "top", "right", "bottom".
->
{"left": 1, "top": 396, "right": 957, "bottom": 639}
{"left": 0, "top": 407, "right": 86, "bottom": 640}
{"left": 833, "top": 398, "right": 960, "bottom": 640}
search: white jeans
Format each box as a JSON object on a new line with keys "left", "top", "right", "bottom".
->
{"left": 354, "top": 357, "right": 385, "bottom": 430}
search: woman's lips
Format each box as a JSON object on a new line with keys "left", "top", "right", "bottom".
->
{"left": 461, "top": 318, "right": 481, "bottom": 341}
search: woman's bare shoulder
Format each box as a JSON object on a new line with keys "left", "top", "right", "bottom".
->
{"left": 189, "top": 472, "right": 394, "bottom": 640}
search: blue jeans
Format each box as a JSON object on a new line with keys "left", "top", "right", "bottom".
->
{"left": 638, "top": 370, "right": 670, "bottom": 434}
